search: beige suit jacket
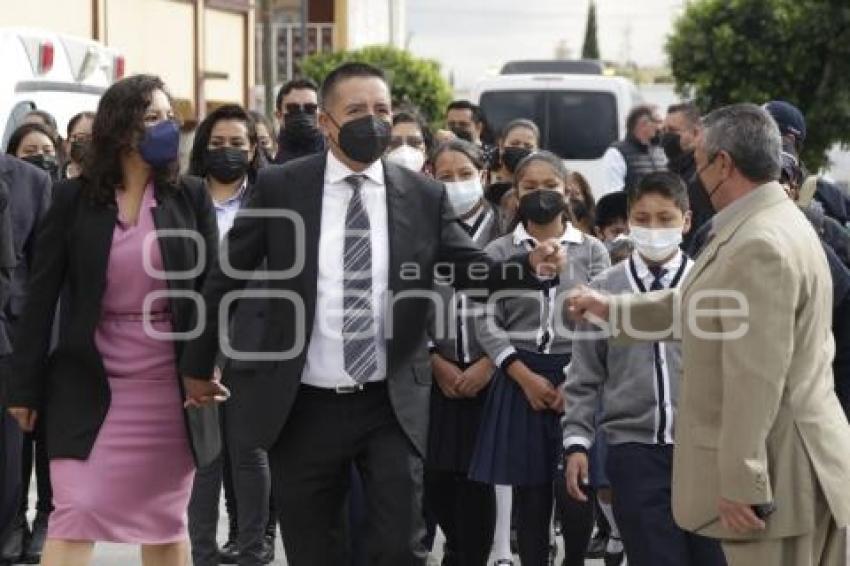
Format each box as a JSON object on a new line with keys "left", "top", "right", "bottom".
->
{"left": 611, "top": 182, "right": 850, "bottom": 540}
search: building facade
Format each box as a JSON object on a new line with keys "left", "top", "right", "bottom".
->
{"left": 5, "top": 0, "right": 255, "bottom": 125}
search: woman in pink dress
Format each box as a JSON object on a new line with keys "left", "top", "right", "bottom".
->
{"left": 6, "top": 75, "right": 223, "bottom": 566}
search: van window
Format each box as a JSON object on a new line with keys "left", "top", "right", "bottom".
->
{"left": 479, "top": 90, "right": 618, "bottom": 160}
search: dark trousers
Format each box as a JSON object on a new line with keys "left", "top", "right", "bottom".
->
{"left": 0, "top": 411, "right": 22, "bottom": 542}
{"left": 349, "top": 466, "right": 367, "bottom": 566}
{"left": 270, "top": 384, "right": 427, "bottom": 566}
{"left": 425, "top": 469, "right": 495, "bottom": 566}
{"left": 19, "top": 424, "right": 52, "bottom": 516}
{"left": 188, "top": 408, "right": 238, "bottom": 566}
{"left": 225, "top": 403, "right": 275, "bottom": 566}
{"left": 607, "top": 443, "right": 727, "bottom": 566}
{"left": 554, "top": 467, "right": 595, "bottom": 566}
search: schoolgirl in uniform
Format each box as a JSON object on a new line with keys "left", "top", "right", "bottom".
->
{"left": 425, "top": 139, "right": 502, "bottom": 566}
{"left": 469, "top": 151, "right": 610, "bottom": 565}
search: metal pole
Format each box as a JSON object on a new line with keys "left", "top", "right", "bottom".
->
{"left": 300, "top": 0, "right": 308, "bottom": 75}
{"left": 261, "top": 0, "right": 274, "bottom": 119}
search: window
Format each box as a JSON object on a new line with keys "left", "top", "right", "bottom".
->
{"left": 547, "top": 91, "right": 618, "bottom": 160}
{"left": 479, "top": 90, "right": 618, "bottom": 160}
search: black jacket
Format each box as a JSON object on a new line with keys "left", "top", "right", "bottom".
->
{"left": 668, "top": 152, "right": 715, "bottom": 252}
{"left": 179, "top": 152, "right": 541, "bottom": 456}
{"left": 823, "top": 242, "right": 850, "bottom": 416}
{"left": 0, "top": 155, "right": 51, "bottom": 356}
{"left": 803, "top": 202, "right": 850, "bottom": 269}
{"left": 6, "top": 176, "right": 221, "bottom": 467}
{"left": 815, "top": 177, "right": 850, "bottom": 228}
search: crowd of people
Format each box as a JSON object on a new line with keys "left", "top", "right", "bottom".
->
{"left": 0, "top": 59, "right": 849, "bottom": 566}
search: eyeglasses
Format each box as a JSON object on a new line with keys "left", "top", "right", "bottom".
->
{"left": 284, "top": 103, "right": 318, "bottom": 115}
{"left": 390, "top": 135, "right": 425, "bottom": 150}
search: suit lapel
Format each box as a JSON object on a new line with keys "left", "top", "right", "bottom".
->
{"left": 682, "top": 182, "right": 787, "bottom": 296}
{"left": 151, "top": 187, "right": 187, "bottom": 293}
{"left": 383, "top": 160, "right": 415, "bottom": 294}
{"left": 79, "top": 199, "right": 118, "bottom": 303}
{"left": 292, "top": 154, "right": 327, "bottom": 331}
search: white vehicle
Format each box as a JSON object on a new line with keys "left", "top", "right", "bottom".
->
{"left": 473, "top": 71, "right": 642, "bottom": 199}
{"left": 0, "top": 28, "right": 123, "bottom": 148}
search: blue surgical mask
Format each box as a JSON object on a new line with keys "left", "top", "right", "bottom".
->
{"left": 139, "top": 120, "right": 180, "bottom": 168}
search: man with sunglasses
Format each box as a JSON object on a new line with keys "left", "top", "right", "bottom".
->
{"left": 274, "top": 78, "right": 326, "bottom": 164}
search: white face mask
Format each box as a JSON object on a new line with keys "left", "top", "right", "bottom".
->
{"left": 445, "top": 178, "right": 484, "bottom": 217}
{"left": 386, "top": 144, "right": 426, "bottom": 172}
{"left": 628, "top": 225, "right": 683, "bottom": 262}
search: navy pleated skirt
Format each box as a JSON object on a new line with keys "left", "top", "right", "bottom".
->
{"left": 468, "top": 349, "right": 570, "bottom": 487}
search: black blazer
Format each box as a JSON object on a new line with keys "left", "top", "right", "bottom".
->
{"left": 0, "top": 155, "right": 51, "bottom": 356}
{"left": 7, "top": 176, "right": 221, "bottom": 467}
{"left": 180, "top": 152, "right": 539, "bottom": 456}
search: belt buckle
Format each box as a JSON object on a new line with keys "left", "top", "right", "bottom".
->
{"left": 335, "top": 383, "right": 365, "bottom": 394}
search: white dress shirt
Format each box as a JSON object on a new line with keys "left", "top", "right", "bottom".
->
{"left": 212, "top": 179, "right": 248, "bottom": 240}
{"left": 600, "top": 147, "right": 627, "bottom": 196}
{"left": 630, "top": 248, "right": 689, "bottom": 290}
{"left": 302, "top": 152, "right": 390, "bottom": 388}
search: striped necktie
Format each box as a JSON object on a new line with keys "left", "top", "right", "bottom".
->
{"left": 342, "top": 174, "right": 378, "bottom": 383}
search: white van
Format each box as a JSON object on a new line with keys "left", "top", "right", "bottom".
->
{"left": 473, "top": 72, "right": 641, "bottom": 199}
{"left": 0, "top": 28, "right": 123, "bottom": 149}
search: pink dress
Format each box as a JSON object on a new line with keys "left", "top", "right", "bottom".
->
{"left": 48, "top": 184, "right": 195, "bottom": 543}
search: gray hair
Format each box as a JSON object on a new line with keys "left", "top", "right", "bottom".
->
{"left": 702, "top": 103, "right": 782, "bottom": 183}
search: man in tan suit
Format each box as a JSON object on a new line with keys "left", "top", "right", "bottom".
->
{"left": 569, "top": 103, "right": 850, "bottom": 565}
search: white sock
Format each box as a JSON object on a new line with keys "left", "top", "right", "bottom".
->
{"left": 492, "top": 485, "right": 513, "bottom": 560}
{"left": 598, "top": 498, "right": 623, "bottom": 553}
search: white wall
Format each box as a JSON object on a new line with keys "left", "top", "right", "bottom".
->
{"left": 344, "top": 0, "right": 405, "bottom": 49}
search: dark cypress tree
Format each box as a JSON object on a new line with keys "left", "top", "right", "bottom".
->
{"left": 582, "top": 1, "right": 600, "bottom": 60}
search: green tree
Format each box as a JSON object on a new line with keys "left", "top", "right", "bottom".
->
{"left": 581, "top": 1, "right": 600, "bottom": 60}
{"left": 301, "top": 45, "right": 453, "bottom": 128}
{"left": 666, "top": 0, "right": 850, "bottom": 170}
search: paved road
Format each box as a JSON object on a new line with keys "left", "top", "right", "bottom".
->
{"left": 21, "top": 481, "right": 606, "bottom": 565}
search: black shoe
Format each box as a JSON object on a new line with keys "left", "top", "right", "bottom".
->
{"left": 586, "top": 530, "right": 608, "bottom": 559}
{"left": 259, "top": 535, "right": 275, "bottom": 564}
{"left": 218, "top": 538, "right": 239, "bottom": 564}
{"left": 603, "top": 537, "right": 625, "bottom": 566}
{"left": 20, "top": 512, "right": 49, "bottom": 564}
{"left": 0, "top": 515, "right": 28, "bottom": 563}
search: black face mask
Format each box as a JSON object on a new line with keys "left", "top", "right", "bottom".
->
{"left": 518, "top": 190, "right": 566, "bottom": 225}
{"left": 649, "top": 131, "right": 662, "bottom": 146}
{"left": 280, "top": 111, "right": 322, "bottom": 149}
{"left": 502, "top": 146, "right": 532, "bottom": 173}
{"left": 568, "top": 197, "right": 590, "bottom": 223}
{"left": 485, "top": 181, "right": 514, "bottom": 206}
{"left": 450, "top": 127, "right": 474, "bottom": 143}
{"left": 205, "top": 147, "right": 250, "bottom": 183}
{"left": 661, "top": 132, "right": 684, "bottom": 162}
{"left": 69, "top": 140, "right": 89, "bottom": 164}
{"left": 22, "top": 154, "right": 58, "bottom": 178}
{"left": 329, "top": 114, "right": 392, "bottom": 164}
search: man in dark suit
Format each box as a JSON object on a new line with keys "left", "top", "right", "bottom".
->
{"left": 179, "top": 62, "right": 565, "bottom": 566}
{"left": 0, "top": 155, "right": 50, "bottom": 561}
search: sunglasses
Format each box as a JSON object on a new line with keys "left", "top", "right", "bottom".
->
{"left": 389, "top": 135, "right": 425, "bottom": 150}
{"left": 284, "top": 103, "right": 318, "bottom": 115}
